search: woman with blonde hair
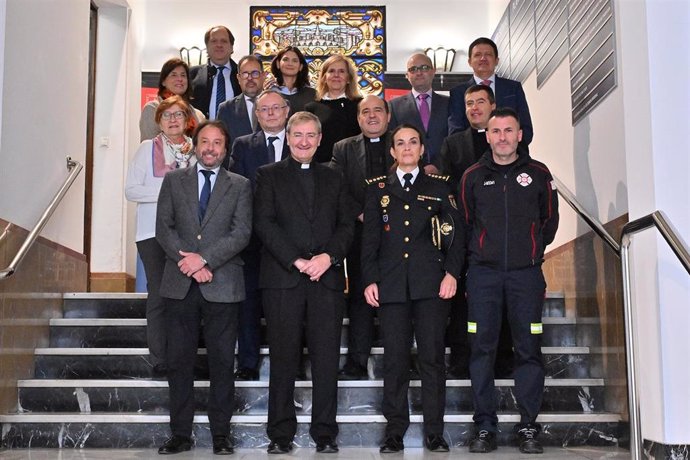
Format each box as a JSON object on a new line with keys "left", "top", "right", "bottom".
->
{"left": 305, "top": 54, "right": 362, "bottom": 163}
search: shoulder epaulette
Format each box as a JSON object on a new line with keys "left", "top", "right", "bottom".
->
{"left": 365, "top": 175, "right": 387, "bottom": 185}
{"left": 427, "top": 173, "right": 450, "bottom": 182}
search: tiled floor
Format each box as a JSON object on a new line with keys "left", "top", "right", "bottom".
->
{"left": 0, "top": 446, "right": 631, "bottom": 459}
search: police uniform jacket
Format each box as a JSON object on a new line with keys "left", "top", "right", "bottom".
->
{"left": 460, "top": 147, "right": 559, "bottom": 271}
{"left": 361, "top": 172, "right": 465, "bottom": 304}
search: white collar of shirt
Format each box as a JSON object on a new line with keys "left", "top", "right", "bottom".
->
{"left": 196, "top": 164, "right": 221, "bottom": 198}
{"left": 322, "top": 92, "right": 346, "bottom": 101}
{"left": 265, "top": 130, "right": 286, "bottom": 162}
{"left": 473, "top": 74, "right": 496, "bottom": 87}
{"left": 212, "top": 60, "right": 231, "bottom": 72}
{"left": 396, "top": 166, "right": 420, "bottom": 187}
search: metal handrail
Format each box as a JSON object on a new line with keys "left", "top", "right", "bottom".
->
{"left": 552, "top": 176, "right": 620, "bottom": 253}
{"left": 553, "top": 177, "right": 690, "bottom": 460}
{"left": 0, "top": 157, "right": 83, "bottom": 280}
{"left": 620, "top": 211, "right": 690, "bottom": 460}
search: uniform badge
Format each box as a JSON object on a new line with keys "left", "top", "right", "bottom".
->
{"left": 517, "top": 173, "right": 533, "bottom": 187}
{"left": 382, "top": 214, "right": 389, "bottom": 223}
{"left": 380, "top": 195, "right": 390, "bottom": 208}
{"left": 379, "top": 182, "right": 385, "bottom": 189}
{"left": 384, "top": 224, "right": 391, "bottom": 232}
{"left": 448, "top": 194, "right": 457, "bottom": 209}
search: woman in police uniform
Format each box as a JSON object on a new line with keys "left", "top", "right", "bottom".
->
{"left": 361, "top": 124, "right": 465, "bottom": 453}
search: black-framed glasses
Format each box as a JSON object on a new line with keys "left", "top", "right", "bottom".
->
{"left": 256, "top": 105, "right": 288, "bottom": 114}
{"left": 239, "top": 70, "right": 262, "bottom": 79}
{"left": 408, "top": 65, "right": 432, "bottom": 73}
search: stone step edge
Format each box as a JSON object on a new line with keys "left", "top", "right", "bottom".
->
{"left": 33, "top": 346, "right": 592, "bottom": 355}
{"left": 50, "top": 317, "right": 599, "bottom": 327}
{"left": 62, "top": 292, "right": 568, "bottom": 300}
{"left": 17, "top": 378, "right": 606, "bottom": 388}
{"left": 0, "top": 412, "right": 621, "bottom": 424}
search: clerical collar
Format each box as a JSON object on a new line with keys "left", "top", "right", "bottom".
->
{"left": 288, "top": 157, "right": 311, "bottom": 169}
{"left": 474, "top": 128, "right": 486, "bottom": 133}
{"left": 366, "top": 136, "right": 381, "bottom": 143}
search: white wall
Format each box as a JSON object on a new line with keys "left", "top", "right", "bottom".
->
{"left": 0, "top": 0, "right": 90, "bottom": 253}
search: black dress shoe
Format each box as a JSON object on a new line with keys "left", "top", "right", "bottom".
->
{"left": 517, "top": 425, "right": 544, "bottom": 454}
{"left": 234, "top": 367, "right": 259, "bottom": 381}
{"left": 424, "top": 434, "right": 450, "bottom": 452}
{"left": 315, "top": 437, "right": 339, "bottom": 453}
{"left": 379, "top": 435, "right": 404, "bottom": 453}
{"left": 267, "top": 440, "right": 292, "bottom": 454}
{"left": 468, "top": 430, "right": 497, "bottom": 453}
{"left": 212, "top": 436, "right": 234, "bottom": 455}
{"left": 158, "top": 435, "right": 192, "bottom": 454}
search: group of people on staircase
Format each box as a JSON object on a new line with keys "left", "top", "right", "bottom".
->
{"left": 125, "top": 26, "right": 559, "bottom": 456}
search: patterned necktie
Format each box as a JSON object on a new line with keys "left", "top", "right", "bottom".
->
{"left": 417, "top": 93, "right": 430, "bottom": 131}
{"left": 481, "top": 79, "right": 491, "bottom": 86}
{"left": 403, "top": 173, "right": 413, "bottom": 190}
{"left": 199, "top": 169, "right": 214, "bottom": 222}
{"left": 215, "top": 66, "right": 226, "bottom": 115}
{"left": 267, "top": 136, "right": 279, "bottom": 162}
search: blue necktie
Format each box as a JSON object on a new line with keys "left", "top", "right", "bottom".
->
{"left": 215, "top": 66, "right": 226, "bottom": 114}
{"left": 199, "top": 170, "right": 214, "bottom": 222}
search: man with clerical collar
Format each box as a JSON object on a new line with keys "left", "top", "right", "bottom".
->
{"left": 228, "top": 90, "right": 291, "bottom": 382}
{"left": 389, "top": 53, "right": 450, "bottom": 173}
{"left": 189, "top": 26, "right": 241, "bottom": 120}
{"left": 218, "top": 55, "right": 266, "bottom": 163}
{"left": 330, "top": 95, "right": 395, "bottom": 379}
{"left": 447, "top": 37, "right": 533, "bottom": 145}
{"left": 254, "top": 111, "right": 354, "bottom": 455}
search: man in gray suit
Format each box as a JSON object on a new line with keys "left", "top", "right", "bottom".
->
{"left": 156, "top": 120, "right": 252, "bottom": 455}
{"left": 389, "top": 53, "right": 449, "bottom": 173}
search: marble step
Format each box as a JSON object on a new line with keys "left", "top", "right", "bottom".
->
{"left": 16, "top": 378, "right": 607, "bottom": 414}
{"left": 32, "top": 346, "right": 601, "bottom": 380}
{"left": 48, "top": 316, "right": 601, "bottom": 348}
{"left": 62, "top": 292, "right": 568, "bottom": 318}
{"left": 0, "top": 412, "right": 622, "bottom": 449}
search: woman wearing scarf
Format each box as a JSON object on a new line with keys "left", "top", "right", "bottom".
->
{"left": 126, "top": 95, "right": 197, "bottom": 377}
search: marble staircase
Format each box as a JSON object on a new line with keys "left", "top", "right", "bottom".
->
{"left": 0, "top": 292, "right": 624, "bottom": 449}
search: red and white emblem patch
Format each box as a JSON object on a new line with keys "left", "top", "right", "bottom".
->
{"left": 516, "top": 173, "right": 532, "bottom": 187}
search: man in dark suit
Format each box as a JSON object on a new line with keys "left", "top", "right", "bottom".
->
{"left": 254, "top": 111, "right": 354, "bottom": 454}
{"left": 155, "top": 120, "right": 252, "bottom": 455}
{"left": 189, "top": 26, "right": 241, "bottom": 120}
{"left": 330, "top": 95, "right": 394, "bottom": 379}
{"left": 390, "top": 53, "right": 449, "bottom": 173}
{"left": 229, "top": 90, "right": 290, "bottom": 381}
{"left": 447, "top": 37, "right": 533, "bottom": 144}
{"left": 218, "top": 55, "right": 266, "bottom": 166}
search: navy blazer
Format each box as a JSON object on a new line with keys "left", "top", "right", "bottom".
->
{"left": 230, "top": 130, "right": 290, "bottom": 188}
{"left": 389, "top": 92, "right": 449, "bottom": 168}
{"left": 448, "top": 76, "right": 533, "bottom": 144}
{"left": 189, "top": 61, "right": 241, "bottom": 119}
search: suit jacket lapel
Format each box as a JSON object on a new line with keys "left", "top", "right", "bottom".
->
{"left": 253, "top": 131, "right": 269, "bottom": 165}
{"left": 404, "top": 93, "right": 424, "bottom": 128}
{"left": 182, "top": 166, "right": 201, "bottom": 226}
{"left": 387, "top": 173, "right": 409, "bottom": 202}
{"left": 354, "top": 135, "right": 367, "bottom": 178}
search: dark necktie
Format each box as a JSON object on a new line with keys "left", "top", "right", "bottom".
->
{"left": 481, "top": 79, "right": 491, "bottom": 86}
{"left": 215, "top": 66, "right": 226, "bottom": 114}
{"left": 403, "top": 172, "right": 413, "bottom": 190}
{"left": 199, "top": 169, "right": 214, "bottom": 222}
{"left": 417, "top": 93, "right": 430, "bottom": 131}
{"left": 267, "top": 136, "right": 279, "bottom": 162}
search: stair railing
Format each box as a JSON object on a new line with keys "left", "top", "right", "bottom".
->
{"left": 553, "top": 176, "right": 690, "bottom": 460}
{"left": 0, "top": 156, "right": 83, "bottom": 280}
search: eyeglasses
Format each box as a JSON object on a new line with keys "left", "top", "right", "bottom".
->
{"left": 407, "top": 65, "right": 432, "bottom": 73}
{"left": 161, "top": 111, "right": 186, "bottom": 120}
{"left": 239, "top": 70, "right": 262, "bottom": 79}
{"left": 256, "top": 104, "right": 288, "bottom": 114}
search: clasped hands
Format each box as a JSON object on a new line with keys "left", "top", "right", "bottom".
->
{"left": 294, "top": 253, "right": 331, "bottom": 282}
{"left": 178, "top": 250, "right": 213, "bottom": 283}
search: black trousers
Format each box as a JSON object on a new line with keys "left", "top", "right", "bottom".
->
{"left": 137, "top": 238, "right": 167, "bottom": 368}
{"left": 237, "top": 248, "right": 262, "bottom": 371}
{"left": 466, "top": 264, "right": 546, "bottom": 432}
{"left": 165, "top": 282, "right": 239, "bottom": 438}
{"left": 263, "top": 278, "right": 344, "bottom": 443}
{"left": 378, "top": 297, "right": 450, "bottom": 438}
